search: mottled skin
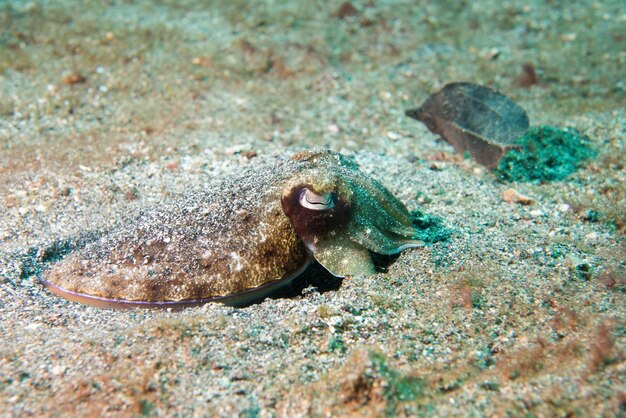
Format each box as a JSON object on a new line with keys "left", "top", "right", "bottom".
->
{"left": 41, "top": 150, "right": 422, "bottom": 308}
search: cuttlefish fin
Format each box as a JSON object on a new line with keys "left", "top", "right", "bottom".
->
{"left": 311, "top": 236, "right": 375, "bottom": 278}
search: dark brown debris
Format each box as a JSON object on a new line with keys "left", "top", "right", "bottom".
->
{"left": 515, "top": 63, "right": 540, "bottom": 88}
{"left": 334, "top": 2, "right": 358, "bottom": 19}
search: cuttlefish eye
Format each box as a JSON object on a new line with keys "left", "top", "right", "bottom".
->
{"left": 298, "top": 188, "right": 337, "bottom": 211}
{"left": 281, "top": 184, "right": 350, "bottom": 247}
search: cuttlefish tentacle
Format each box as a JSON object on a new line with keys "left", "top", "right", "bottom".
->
{"left": 41, "top": 149, "right": 425, "bottom": 308}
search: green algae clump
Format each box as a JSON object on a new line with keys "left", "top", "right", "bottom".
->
{"left": 494, "top": 126, "right": 597, "bottom": 182}
{"left": 410, "top": 208, "right": 452, "bottom": 244}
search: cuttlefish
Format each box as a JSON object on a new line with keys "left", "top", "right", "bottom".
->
{"left": 41, "top": 150, "right": 423, "bottom": 308}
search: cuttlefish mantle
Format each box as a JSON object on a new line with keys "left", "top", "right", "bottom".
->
{"left": 41, "top": 150, "right": 424, "bottom": 308}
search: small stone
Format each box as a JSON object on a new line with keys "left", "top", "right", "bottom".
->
{"left": 192, "top": 56, "right": 213, "bottom": 67}
{"left": 560, "top": 33, "right": 577, "bottom": 42}
{"left": 502, "top": 188, "right": 533, "bottom": 205}
{"left": 585, "top": 232, "right": 598, "bottom": 240}
{"left": 556, "top": 203, "right": 571, "bottom": 212}
{"left": 240, "top": 150, "right": 257, "bottom": 159}
{"left": 481, "top": 47, "right": 500, "bottom": 60}
{"left": 378, "top": 91, "right": 392, "bottom": 100}
{"left": 62, "top": 72, "right": 87, "bottom": 85}
{"left": 327, "top": 124, "right": 340, "bottom": 134}
{"left": 58, "top": 186, "right": 72, "bottom": 196}
{"left": 429, "top": 162, "right": 445, "bottom": 171}
{"left": 51, "top": 365, "right": 66, "bottom": 376}
{"left": 386, "top": 131, "right": 400, "bottom": 141}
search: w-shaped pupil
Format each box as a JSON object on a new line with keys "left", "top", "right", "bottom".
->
{"left": 299, "top": 188, "right": 336, "bottom": 211}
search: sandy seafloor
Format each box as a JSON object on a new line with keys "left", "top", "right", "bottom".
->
{"left": 1, "top": 1, "right": 625, "bottom": 416}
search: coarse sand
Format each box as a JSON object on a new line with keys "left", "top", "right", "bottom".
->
{"left": 1, "top": 1, "right": 624, "bottom": 416}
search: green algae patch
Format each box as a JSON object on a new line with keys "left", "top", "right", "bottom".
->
{"left": 494, "top": 126, "right": 597, "bottom": 183}
{"left": 368, "top": 351, "right": 425, "bottom": 416}
{"left": 410, "top": 208, "right": 452, "bottom": 244}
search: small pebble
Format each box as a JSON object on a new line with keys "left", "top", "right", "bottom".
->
{"left": 62, "top": 72, "right": 86, "bottom": 85}
{"left": 560, "top": 33, "right": 577, "bottom": 42}
{"left": 327, "top": 124, "right": 340, "bottom": 134}
{"left": 502, "top": 188, "right": 533, "bottom": 205}
{"left": 51, "top": 365, "right": 66, "bottom": 376}
{"left": 192, "top": 56, "right": 213, "bottom": 67}
{"left": 25, "top": 322, "right": 42, "bottom": 330}
{"left": 386, "top": 131, "right": 400, "bottom": 141}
